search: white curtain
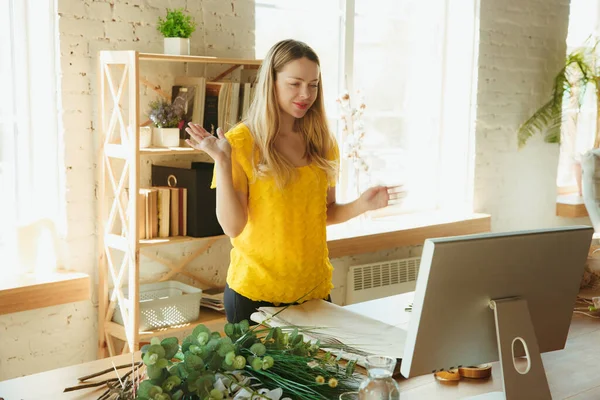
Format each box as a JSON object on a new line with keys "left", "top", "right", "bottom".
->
{"left": 0, "top": 0, "right": 62, "bottom": 275}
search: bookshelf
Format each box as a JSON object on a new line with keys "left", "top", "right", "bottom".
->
{"left": 98, "top": 50, "right": 260, "bottom": 358}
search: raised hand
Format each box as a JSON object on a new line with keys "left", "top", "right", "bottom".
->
{"left": 185, "top": 123, "right": 231, "bottom": 163}
{"left": 359, "top": 185, "right": 406, "bottom": 212}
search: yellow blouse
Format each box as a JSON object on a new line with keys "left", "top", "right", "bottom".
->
{"left": 211, "top": 123, "right": 338, "bottom": 303}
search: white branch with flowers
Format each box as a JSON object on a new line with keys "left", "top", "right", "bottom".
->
{"left": 337, "top": 91, "right": 371, "bottom": 197}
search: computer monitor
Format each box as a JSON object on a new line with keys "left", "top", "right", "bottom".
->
{"left": 400, "top": 226, "right": 593, "bottom": 400}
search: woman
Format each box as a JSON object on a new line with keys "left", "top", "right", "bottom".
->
{"left": 186, "top": 39, "right": 402, "bottom": 323}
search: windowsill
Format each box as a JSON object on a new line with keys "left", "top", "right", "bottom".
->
{"left": 556, "top": 194, "right": 588, "bottom": 218}
{"left": 0, "top": 271, "right": 90, "bottom": 315}
{"left": 326, "top": 211, "right": 491, "bottom": 258}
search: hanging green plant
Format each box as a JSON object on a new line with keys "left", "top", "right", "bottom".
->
{"left": 157, "top": 8, "right": 197, "bottom": 39}
{"left": 517, "top": 39, "right": 599, "bottom": 148}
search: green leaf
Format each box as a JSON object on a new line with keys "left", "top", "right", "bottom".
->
{"left": 517, "top": 39, "right": 600, "bottom": 148}
{"left": 147, "top": 364, "right": 164, "bottom": 380}
{"left": 186, "top": 371, "right": 201, "bottom": 391}
{"left": 137, "top": 380, "right": 157, "bottom": 398}
{"left": 208, "top": 354, "right": 224, "bottom": 371}
{"left": 172, "top": 389, "right": 184, "bottom": 400}
{"left": 161, "top": 337, "right": 180, "bottom": 360}
{"left": 224, "top": 323, "right": 235, "bottom": 337}
{"left": 176, "top": 362, "right": 189, "bottom": 379}
{"left": 250, "top": 343, "right": 266, "bottom": 356}
{"left": 156, "top": 8, "right": 197, "bottom": 38}
{"left": 206, "top": 338, "right": 220, "bottom": 352}
{"left": 156, "top": 358, "right": 169, "bottom": 369}
{"left": 217, "top": 343, "right": 235, "bottom": 357}
{"left": 238, "top": 319, "right": 250, "bottom": 333}
{"left": 181, "top": 336, "right": 196, "bottom": 353}
{"left": 194, "top": 374, "right": 216, "bottom": 396}
{"left": 184, "top": 351, "right": 205, "bottom": 370}
{"left": 265, "top": 327, "right": 275, "bottom": 342}
{"left": 148, "top": 344, "right": 166, "bottom": 359}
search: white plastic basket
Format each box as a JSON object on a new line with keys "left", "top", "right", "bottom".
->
{"left": 112, "top": 281, "right": 203, "bottom": 331}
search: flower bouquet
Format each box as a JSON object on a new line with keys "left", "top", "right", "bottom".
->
{"left": 135, "top": 320, "right": 361, "bottom": 400}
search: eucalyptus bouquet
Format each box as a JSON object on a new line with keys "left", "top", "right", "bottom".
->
{"left": 136, "top": 320, "right": 361, "bottom": 400}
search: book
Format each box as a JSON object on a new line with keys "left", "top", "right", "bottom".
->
{"left": 204, "top": 83, "right": 220, "bottom": 135}
{"left": 180, "top": 187, "right": 187, "bottom": 236}
{"left": 191, "top": 162, "right": 224, "bottom": 237}
{"left": 152, "top": 165, "right": 201, "bottom": 237}
{"left": 139, "top": 188, "right": 159, "bottom": 239}
{"left": 240, "top": 82, "right": 253, "bottom": 120}
{"left": 227, "top": 82, "right": 241, "bottom": 129}
{"left": 156, "top": 187, "right": 171, "bottom": 238}
{"left": 152, "top": 164, "right": 223, "bottom": 238}
{"left": 170, "top": 188, "right": 179, "bottom": 236}
{"left": 200, "top": 287, "right": 225, "bottom": 313}
{"left": 204, "top": 82, "right": 242, "bottom": 135}
{"left": 217, "top": 82, "right": 231, "bottom": 131}
{"left": 137, "top": 191, "right": 146, "bottom": 240}
{"left": 168, "top": 187, "right": 187, "bottom": 237}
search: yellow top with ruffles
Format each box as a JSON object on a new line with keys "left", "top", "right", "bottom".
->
{"left": 211, "top": 123, "right": 338, "bottom": 303}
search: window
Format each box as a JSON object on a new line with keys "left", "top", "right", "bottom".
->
{"left": 255, "top": 0, "right": 478, "bottom": 214}
{"left": 0, "top": 0, "right": 62, "bottom": 275}
{"left": 557, "top": 0, "right": 600, "bottom": 196}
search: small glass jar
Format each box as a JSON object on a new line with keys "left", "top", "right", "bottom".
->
{"left": 340, "top": 392, "right": 360, "bottom": 400}
{"left": 358, "top": 355, "right": 401, "bottom": 399}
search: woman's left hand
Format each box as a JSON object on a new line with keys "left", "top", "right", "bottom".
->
{"left": 359, "top": 185, "right": 406, "bottom": 212}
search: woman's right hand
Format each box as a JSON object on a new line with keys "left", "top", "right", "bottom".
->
{"left": 185, "top": 123, "right": 231, "bottom": 164}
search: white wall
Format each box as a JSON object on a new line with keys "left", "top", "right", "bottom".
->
{"left": 0, "top": 0, "right": 590, "bottom": 381}
{"left": 0, "top": 0, "right": 255, "bottom": 381}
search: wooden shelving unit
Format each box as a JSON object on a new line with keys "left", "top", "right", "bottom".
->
{"left": 97, "top": 50, "right": 260, "bottom": 358}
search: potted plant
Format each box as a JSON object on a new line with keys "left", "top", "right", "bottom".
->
{"left": 157, "top": 8, "right": 197, "bottom": 56}
{"left": 148, "top": 98, "right": 183, "bottom": 147}
{"left": 517, "top": 38, "right": 600, "bottom": 195}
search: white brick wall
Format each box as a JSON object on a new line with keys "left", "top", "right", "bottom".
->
{"left": 0, "top": 0, "right": 257, "bottom": 381}
{"left": 474, "top": 0, "right": 591, "bottom": 231}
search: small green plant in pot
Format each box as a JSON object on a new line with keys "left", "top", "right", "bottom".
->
{"left": 157, "top": 8, "right": 197, "bottom": 55}
{"left": 147, "top": 99, "right": 183, "bottom": 148}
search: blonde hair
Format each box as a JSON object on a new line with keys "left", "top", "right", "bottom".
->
{"left": 245, "top": 39, "right": 338, "bottom": 188}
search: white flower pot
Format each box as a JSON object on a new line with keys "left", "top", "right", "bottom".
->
{"left": 139, "top": 126, "right": 152, "bottom": 148}
{"left": 152, "top": 127, "right": 180, "bottom": 147}
{"left": 164, "top": 38, "right": 190, "bottom": 55}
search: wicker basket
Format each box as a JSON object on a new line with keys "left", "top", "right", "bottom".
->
{"left": 112, "top": 281, "right": 203, "bottom": 331}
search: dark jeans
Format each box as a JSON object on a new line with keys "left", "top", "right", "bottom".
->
{"left": 223, "top": 283, "right": 332, "bottom": 324}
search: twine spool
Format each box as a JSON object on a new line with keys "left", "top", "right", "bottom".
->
{"left": 434, "top": 364, "right": 492, "bottom": 382}
{"left": 458, "top": 364, "right": 492, "bottom": 379}
{"left": 434, "top": 369, "right": 460, "bottom": 382}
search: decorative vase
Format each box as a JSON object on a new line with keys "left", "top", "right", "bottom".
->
{"left": 152, "top": 127, "right": 179, "bottom": 147}
{"left": 163, "top": 38, "right": 190, "bottom": 55}
{"left": 139, "top": 126, "right": 152, "bottom": 148}
{"left": 358, "top": 355, "right": 401, "bottom": 399}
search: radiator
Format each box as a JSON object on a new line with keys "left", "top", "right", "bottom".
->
{"left": 345, "top": 257, "right": 421, "bottom": 305}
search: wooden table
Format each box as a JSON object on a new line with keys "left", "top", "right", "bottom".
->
{"left": 0, "top": 352, "right": 143, "bottom": 399}
{"left": 1, "top": 293, "right": 599, "bottom": 399}
{"left": 346, "top": 293, "right": 600, "bottom": 400}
